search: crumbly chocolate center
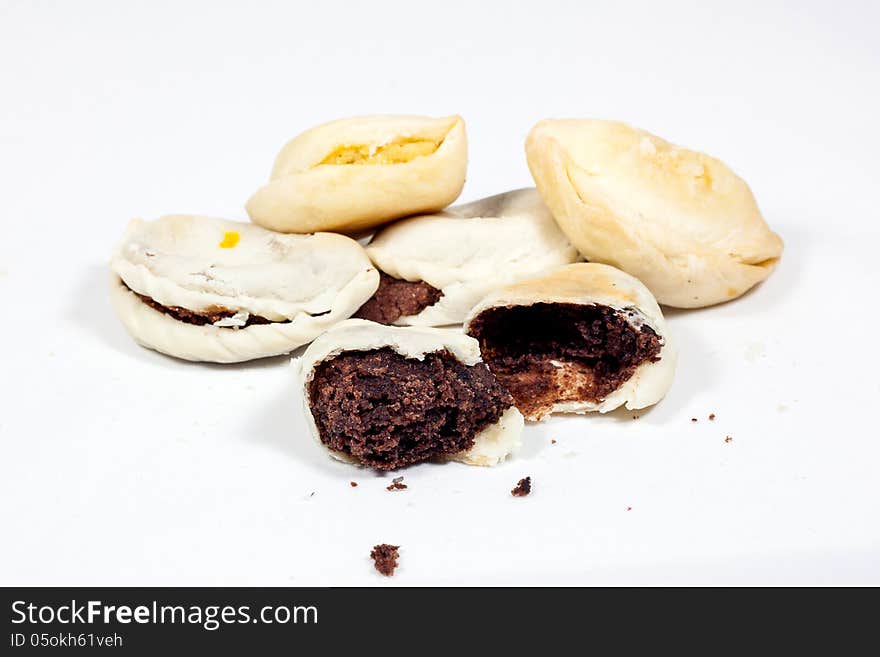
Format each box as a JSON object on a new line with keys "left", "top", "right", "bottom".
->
{"left": 308, "top": 348, "right": 512, "bottom": 470}
{"left": 353, "top": 271, "right": 442, "bottom": 324}
{"left": 125, "top": 283, "right": 279, "bottom": 327}
{"left": 467, "top": 303, "right": 662, "bottom": 419}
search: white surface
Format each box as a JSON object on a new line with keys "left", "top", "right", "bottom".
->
{"left": 1, "top": 0, "right": 879, "bottom": 586}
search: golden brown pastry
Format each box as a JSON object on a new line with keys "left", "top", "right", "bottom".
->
{"left": 247, "top": 115, "right": 467, "bottom": 234}
{"left": 526, "top": 119, "right": 783, "bottom": 307}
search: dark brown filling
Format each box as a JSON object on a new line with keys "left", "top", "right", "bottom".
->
{"left": 308, "top": 348, "right": 512, "bottom": 470}
{"left": 353, "top": 271, "right": 442, "bottom": 324}
{"left": 125, "top": 283, "right": 281, "bottom": 327}
{"left": 467, "top": 303, "right": 662, "bottom": 419}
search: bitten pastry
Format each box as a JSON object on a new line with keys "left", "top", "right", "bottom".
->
{"left": 109, "top": 215, "right": 379, "bottom": 363}
{"left": 465, "top": 263, "right": 676, "bottom": 421}
{"left": 525, "top": 119, "right": 784, "bottom": 308}
{"left": 354, "top": 188, "right": 580, "bottom": 326}
{"left": 246, "top": 115, "right": 467, "bottom": 234}
{"left": 298, "top": 319, "right": 524, "bottom": 470}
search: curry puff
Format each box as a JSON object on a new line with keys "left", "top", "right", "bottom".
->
{"left": 109, "top": 215, "right": 378, "bottom": 363}
{"left": 354, "top": 188, "right": 580, "bottom": 326}
{"left": 465, "top": 263, "right": 676, "bottom": 421}
{"left": 298, "top": 319, "right": 524, "bottom": 470}
{"left": 247, "top": 115, "right": 467, "bottom": 234}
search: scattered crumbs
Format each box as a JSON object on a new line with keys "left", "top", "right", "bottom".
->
{"left": 708, "top": 413, "right": 716, "bottom": 421}
{"left": 724, "top": 435, "right": 733, "bottom": 444}
{"left": 370, "top": 544, "right": 400, "bottom": 577}
{"left": 350, "top": 481, "right": 358, "bottom": 488}
{"left": 551, "top": 439, "right": 557, "bottom": 444}
{"left": 511, "top": 476, "right": 532, "bottom": 497}
{"left": 691, "top": 417, "right": 698, "bottom": 423}
{"left": 386, "top": 476, "right": 407, "bottom": 491}
{"left": 625, "top": 506, "right": 633, "bottom": 512}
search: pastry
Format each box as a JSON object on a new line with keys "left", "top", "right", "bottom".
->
{"left": 246, "top": 115, "right": 467, "bottom": 234}
{"left": 109, "top": 215, "right": 378, "bottom": 362}
{"left": 355, "top": 188, "right": 580, "bottom": 326}
{"left": 298, "top": 319, "right": 523, "bottom": 469}
{"left": 525, "top": 119, "right": 784, "bottom": 307}
{"left": 465, "top": 263, "right": 676, "bottom": 420}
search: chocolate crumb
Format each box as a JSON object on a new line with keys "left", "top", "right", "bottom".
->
{"left": 724, "top": 435, "right": 733, "bottom": 444}
{"left": 511, "top": 477, "right": 532, "bottom": 497}
{"left": 709, "top": 413, "right": 716, "bottom": 421}
{"left": 691, "top": 418, "right": 698, "bottom": 423}
{"left": 625, "top": 506, "right": 633, "bottom": 511}
{"left": 370, "top": 544, "right": 400, "bottom": 576}
{"left": 551, "top": 439, "right": 557, "bottom": 444}
{"left": 350, "top": 482, "right": 358, "bottom": 488}
{"left": 386, "top": 476, "right": 407, "bottom": 491}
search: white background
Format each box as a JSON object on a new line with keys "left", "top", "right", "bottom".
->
{"left": 1, "top": 0, "right": 878, "bottom": 585}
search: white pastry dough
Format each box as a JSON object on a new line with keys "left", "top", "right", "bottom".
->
{"left": 297, "top": 319, "right": 523, "bottom": 467}
{"left": 247, "top": 115, "right": 467, "bottom": 234}
{"left": 109, "top": 215, "right": 379, "bottom": 362}
{"left": 364, "top": 188, "right": 580, "bottom": 326}
{"left": 526, "top": 119, "right": 784, "bottom": 308}
{"left": 465, "top": 263, "right": 676, "bottom": 419}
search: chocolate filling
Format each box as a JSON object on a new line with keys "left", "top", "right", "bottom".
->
{"left": 353, "top": 271, "right": 442, "bottom": 324}
{"left": 467, "top": 303, "right": 663, "bottom": 419}
{"left": 124, "top": 283, "right": 283, "bottom": 327}
{"left": 308, "top": 348, "right": 512, "bottom": 470}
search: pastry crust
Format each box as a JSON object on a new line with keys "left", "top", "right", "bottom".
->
{"left": 364, "top": 188, "right": 580, "bottom": 325}
{"left": 525, "top": 119, "right": 784, "bottom": 308}
{"left": 246, "top": 115, "right": 467, "bottom": 234}
{"left": 109, "top": 215, "right": 379, "bottom": 362}
{"left": 465, "top": 263, "right": 676, "bottom": 418}
{"left": 297, "top": 319, "right": 523, "bottom": 466}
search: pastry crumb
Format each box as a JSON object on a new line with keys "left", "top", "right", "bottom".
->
{"left": 370, "top": 544, "right": 400, "bottom": 576}
{"left": 350, "top": 481, "right": 358, "bottom": 487}
{"left": 511, "top": 477, "right": 532, "bottom": 497}
{"left": 625, "top": 506, "right": 633, "bottom": 512}
{"left": 386, "top": 476, "right": 407, "bottom": 491}
{"left": 551, "top": 439, "right": 557, "bottom": 444}
{"left": 709, "top": 413, "right": 716, "bottom": 421}
{"left": 724, "top": 435, "right": 733, "bottom": 444}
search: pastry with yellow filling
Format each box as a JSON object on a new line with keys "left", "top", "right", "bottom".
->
{"left": 247, "top": 115, "right": 467, "bottom": 234}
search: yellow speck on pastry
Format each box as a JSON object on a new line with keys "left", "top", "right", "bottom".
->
{"left": 219, "top": 231, "right": 240, "bottom": 249}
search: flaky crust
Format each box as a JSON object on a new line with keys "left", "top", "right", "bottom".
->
{"left": 526, "top": 119, "right": 783, "bottom": 308}
{"left": 297, "top": 319, "right": 523, "bottom": 466}
{"left": 109, "top": 215, "right": 379, "bottom": 362}
{"left": 246, "top": 115, "right": 467, "bottom": 234}
{"left": 365, "top": 188, "right": 580, "bottom": 326}
{"left": 464, "top": 263, "right": 677, "bottom": 418}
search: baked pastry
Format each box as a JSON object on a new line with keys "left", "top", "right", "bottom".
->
{"left": 465, "top": 263, "right": 676, "bottom": 420}
{"left": 109, "top": 215, "right": 378, "bottom": 363}
{"left": 525, "top": 119, "right": 784, "bottom": 308}
{"left": 246, "top": 115, "right": 467, "bottom": 234}
{"left": 354, "top": 188, "right": 580, "bottom": 326}
{"left": 298, "top": 319, "right": 524, "bottom": 469}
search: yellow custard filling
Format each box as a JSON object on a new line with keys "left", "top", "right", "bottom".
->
{"left": 318, "top": 138, "right": 439, "bottom": 166}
